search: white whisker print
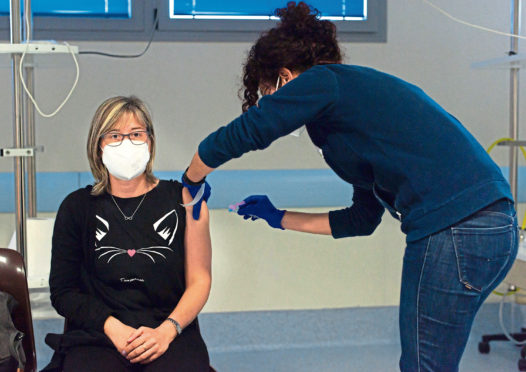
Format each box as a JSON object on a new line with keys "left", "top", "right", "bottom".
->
{"left": 97, "top": 249, "right": 123, "bottom": 258}
{"left": 136, "top": 246, "right": 174, "bottom": 262}
{"left": 95, "top": 245, "right": 173, "bottom": 264}
{"left": 95, "top": 246, "right": 127, "bottom": 262}
{"left": 140, "top": 250, "right": 166, "bottom": 258}
{"left": 95, "top": 246, "right": 122, "bottom": 255}
{"left": 95, "top": 246, "right": 122, "bottom": 252}
{"left": 99, "top": 249, "right": 122, "bottom": 262}
{"left": 142, "top": 246, "right": 173, "bottom": 251}
{"left": 138, "top": 250, "right": 166, "bottom": 259}
{"left": 107, "top": 252, "right": 126, "bottom": 263}
{"left": 94, "top": 213, "right": 176, "bottom": 264}
{"left": 137, "top": 251, "right": 156, "bottom": 263}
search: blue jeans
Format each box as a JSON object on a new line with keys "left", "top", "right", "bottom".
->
{"left": 399, "top": 199, "right": 518, "bottom": 372}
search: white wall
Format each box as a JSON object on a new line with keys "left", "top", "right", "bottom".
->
{"left": 0, "top": 1, "right": 523, "bottom": 311}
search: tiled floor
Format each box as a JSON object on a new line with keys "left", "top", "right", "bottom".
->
{"left": 209, "top": 338, "right": 520, "bottom": 372}
{"left": 35, "top": 327, "right": 522, "bottom": 371}
{"left": 33, "top": 303, "right": 524, "bottom": 371}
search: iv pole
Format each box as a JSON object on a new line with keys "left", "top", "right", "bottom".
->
{"left": 509, "top": 0, "right": 521, "bottom": 204}
{"left": 2, "top": 0, "right": 77, "bottom": 262}
{"left": 10, "top": 0, "right": 27, "bottom": 259}
{"left": 471, "top": 0, "right": 524, "bottom": 202}
{"left": 23, "top": 0, "right": 37, "bottom": 219}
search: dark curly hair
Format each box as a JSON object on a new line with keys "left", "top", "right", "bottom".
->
{"left": 241, "top": 1, "right": 342, "bottom": 112}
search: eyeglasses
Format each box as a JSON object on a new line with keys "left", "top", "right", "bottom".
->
{"left": 100, "top": 130, "right": 150, "bottom": 147}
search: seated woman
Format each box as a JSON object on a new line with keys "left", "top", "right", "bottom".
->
{"left": 43, "top": 96, "right": 211, "bottom": 372}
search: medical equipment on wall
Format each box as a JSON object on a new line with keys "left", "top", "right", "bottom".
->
{"left": 425, "top": 1, "right": 526, "bottom": 368}
{"left": 0, "top": 0, "right": 80, "bottom": 260}
{"left": 423, "top": 0, "right": 526, "bottom": 41}
{"left": 422, "top": 1, "right": 525, "bottom": 208}
{"left": 422, "top": 1, "right": 524, "bottom": 207}
{"left": 425, "top": 0, "right": 526, "bottom": 243}
{"left": 486, "top": 138, "right": 526, "bottom": 231}
{"left": 7, "top": 218, "right": 54, "bottom": 288}
{"left": 477, "top": 3, "right": 526, "bottom": 362}
{"left": 0, "top": 1, "right": 159, "bottom": 267}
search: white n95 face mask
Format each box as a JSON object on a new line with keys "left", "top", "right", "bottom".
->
{"left": 102, "top": 140, "right": 150, "bottom": 181}
{"left": 289, "top": 126, "right": 306, "bottom": 137}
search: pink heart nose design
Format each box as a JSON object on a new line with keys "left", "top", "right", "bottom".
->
{"left": 127, "top": 249, "right": 136, "bottom": 257}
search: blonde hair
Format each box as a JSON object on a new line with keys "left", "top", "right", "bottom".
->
{"left": 87, "top": 96, "right": 157, "bottom": 196}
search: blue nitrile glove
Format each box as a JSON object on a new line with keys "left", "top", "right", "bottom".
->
{"left": 237, "top": 195, "right": 285, "bottom": 230}
{"left": 181, "top": 169, "right": 211, "bottom": 220}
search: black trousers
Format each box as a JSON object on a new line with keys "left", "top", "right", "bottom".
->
{"left": 0, "top": 357, "right": 17, "bottom": 372}
{"left": 62, "top": 326, "right": 209, "bottom": 372}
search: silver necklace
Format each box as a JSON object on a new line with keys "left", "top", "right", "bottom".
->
{"left": 111, "top": 192, "right": 147, "bottom": 221}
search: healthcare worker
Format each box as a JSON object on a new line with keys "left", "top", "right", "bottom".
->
{"left": 182, "top": 2, "right": 518, "bottom": 371}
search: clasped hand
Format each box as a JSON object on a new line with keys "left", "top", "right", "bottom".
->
{"left": 121, "top": 323, "right": 176, "bottom": 364}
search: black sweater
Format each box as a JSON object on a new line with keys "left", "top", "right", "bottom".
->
{"left": 49, "top": 180, "right": 188, "bottom": 336}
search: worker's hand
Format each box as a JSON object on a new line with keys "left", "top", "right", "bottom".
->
{"left": 237, "top": 195, "right": 285, "bottom": 230}
{"left": 181, "top": 169, "right": 211, "bottom": 220}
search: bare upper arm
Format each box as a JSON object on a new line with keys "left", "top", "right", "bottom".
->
{"left": 182, "top": 187, "right": 212, "bottom": 283}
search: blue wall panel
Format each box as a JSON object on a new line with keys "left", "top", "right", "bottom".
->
{"left": 150, "top": 170, "right": 352, "bottom": 209}
{"left": 0, "top": 172, "right": 14, "bottom": 213}
{"left": 0, "top": 167, "right": 523, "bottom": 213}
{"left": 36, "top": 172, "right": 80, "bottom": 212}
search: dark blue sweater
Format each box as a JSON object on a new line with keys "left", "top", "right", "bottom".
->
{"left": 198, "top": 64, "right": 512, "bottom": 242}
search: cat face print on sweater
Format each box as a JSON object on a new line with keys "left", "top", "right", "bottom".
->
{"left": 94, "top": 209, "right": 178, "bottom": 264}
